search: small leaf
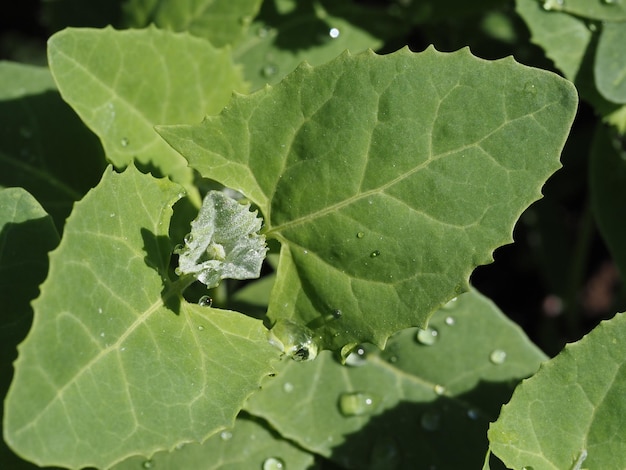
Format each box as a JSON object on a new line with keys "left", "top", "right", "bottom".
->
{"left": 246, "top": 289, "right": 546, "bottom": 469}
{"left": 595, "top": 21, "right": 626, "bottom": 104}
{"left": 3, "top": 166, "right": 278, "bottom": 469}
{"left": 176, "top": 191, "right": 267, "bottom": 288}
{"left": 159, "top": 46, "right": 578, "bottom": 351}
{"left": 489, "top": 312, "right": 626, "bottom": 469}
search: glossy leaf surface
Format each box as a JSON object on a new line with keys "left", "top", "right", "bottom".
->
{"left": 3, "top": 166, "right": 278, "bottom": 469}
{"left": 159, "top": 46, "right": 578, "bottom": 351}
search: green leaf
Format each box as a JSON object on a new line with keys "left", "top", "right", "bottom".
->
{"left": 0, "top": 188, "right": 59, "bottom": 470}
{"left": 175, "top": 190, "right": 267, "bottom": 288}
{"left": 0, "top": 61, "right": 105, "bottom": 229}
{"left": 112, "top": 416, "right": 315, "bottom": 470}
{"left": 540, "top": 0, "right": 626, "bottom": 21}
{"left": 489, "top": 312, "right": 626, "bottom": 469}
{"left": 121, "top": 0, "right": 263, "bottom": 48}
{"left": 245, "top": 289, "right": 546, "bottom": 469}
{"left": 515, "top": 0, "right": 592, "bottom": 81}
{"left": 590, "top": 124, "right": 626, "bottom": 276}
{"left": 47, "top": 26, "right": 245, "bottom": 201}
{"left": 233, "top": 0, "right": 397, "bottom": 90}
{"left": 158, "top": 47, "right": 578, "bottom": 352}
{"left": 595, "top": 21, "right": 626, "bottom": 104}
{"left": 3, "top": 166, "right": 278, "bottom": 469}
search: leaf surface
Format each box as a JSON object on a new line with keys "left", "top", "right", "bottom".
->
{"left": 0, "top": 188, "right": 59, "bottom": 469}
{"left": 159, "top": 47, "right": 578, "bottom": 351}
{"left": 47, "top": 27, "right": 245, "bottom": 200}
{"left": 112, "top": 417, "right": 315, "bottom": 469}
{"left": 0, "top": 61, "right": 105, "bottom": 229}
{"left": 595, "top": 21, "right": 626, "bottom": 104}
{"left": 3, "top": 166, "right": 278, "bottom": 469}
{"left": 121, "top": 0, "right": 263, "bottom": 48}
{"left": 245, "top": 289, "right": 546, "bottom": 469}
{"left": 489, "top": 312, "right": 626, "bottom": 469}
{"left": 541, "top": 0, "right": 626, "bottom": 21}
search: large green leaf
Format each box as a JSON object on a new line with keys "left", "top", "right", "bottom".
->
{"left": 0, "top": 61, "right": 105, "bottom": 229}
{"left": 0, "top": 188, "right": 60, "bottom": 470}
{"left": 47, "top": 27, "right": 245, "bottom": 202}
{"left": 489, "top": 311, "right": 626, "bottom": 469}
{"left": 590, "top": 124, "right": 626, "bottom": 277}
{"left": 158, "top": 47, "right": 578, "bottom": 352}
{"left": 112, "top": 416, "right": 316, "bottom": 469}
{"left": 3, "top": 166, "right": 278, "bottom": 469}
{"left": 121, "top": 0, "right": 263, "bottom": 48}
{"left": 595, "top": 21, "right": 626, "bottom": 104}
{"left": 246, "top": 289, "right": 546, "bottom": 469}
{"left": 540, "top": 0, "right": 626, "bottom": 20}
{"left": 233, "top": 0, "right": 399, "bottom": 90}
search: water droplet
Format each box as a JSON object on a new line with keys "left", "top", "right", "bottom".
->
{"left": 603, "top": 0, "right": 620, "bottom": 4}
{"left": 339, "top": 392, "right": 380, "bottom": 417}
{"left": 262, "top": 63, "right": 278, "bottom": 78}
{"left": 267, "top": 320, "right": 319, "bottom": 361}
{"left": 416, "top": 327, "right": 439, "bottom": 345}
{"left": 370, "top": 250, "right": 381, "bottom": 258}
{"left": 332, "top": 309, "right": 342, "bottom": 319}
{"left": 98, "top": 307, "right": 103, "bottom": 314}
{"left": 523, "top": 81, "right": 537, "bottom": 96}
{"left": 355, "top": 231, "right": 365, "bottom": 239}
{"left": 174, "top": 267, "right": 182, "bottom": 276}
{"left": 542, "top": 0, "right": 564, "bottom": 10}
{"left": 329, "top": 27, "right": 340, "bottom": 38}
{"left": 198, "top": 325, "right": 205, "bottom": 331}
{"left": 467, "top": 408, "right": 480, "bottom": 420}
{"left": 345, "top": 345, "right": 367, "bottom": 367}
{"left": 183, "top": 233, "right": 193, "bottom": 245}
{"left": 220, "top": 430, "right": 233, "bottom": 441}
{"left": 198, "top": 295, "right": 213, "bottom": 307}
{"left": 100, "top": 332, "right": 105, "bottom": 338}
{"left": 109, "top": 213, "right": 116, "bottom": 217}
{"left": 173, "top": 244, "right": 184, "bottom": 254}
{"left": 142, "top": 460, "right": 154, "bottom": 469}
{"left": 444, "top": 316, "right": 455, "bottom": 326}
{"left": 433, "top": 384, "right": 446, "bottom": 396}
{"left": 572, "top": 449, "right": 588, "bottom": 470}
{"left": 443, "top": 297, "right": 458, "bottom": 309}
{"left": 420, "top": 410, "right": 441, "bottom": 431}
{"left": 262, "top": 457, "right": 285, "bottom": 470}
{"left": 388, "top": 355, "right": 398, "bottom": 364}
{"left": 489, "top": 349, "right": 507, "bottom": 365}
{"left": 283, "top": 382, "right": 294, "bottom": 393}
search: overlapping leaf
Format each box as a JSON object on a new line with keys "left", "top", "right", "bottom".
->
{"left": 159, "top": 46, "right": 577, "bottom": 352}
{"left": 121, "top": 0, "right": 263, "bottom": 48}
{"left": 47, "top": 27, "right": 245, "bottom": 202}
{"left": 3, "top": 166, "right": 279, "bottom": 469}
{"left": 489, "top": 312, "right": 626, "bottom": 469}
{"left": 246, "top": 289, "right": 546, "bottom": 469}
{"left": 595, "top": 22, "right": 626, "bottom": 104}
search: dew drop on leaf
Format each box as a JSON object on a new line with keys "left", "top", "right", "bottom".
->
{"left": 489, "top": 349, "right": 507, "bottom": 365}
{"left": 345, "top": 345, "right": 367, "bottom": 367}
{"left": 603, "top": 0, "right": 619, "bottom": 4}
{"left": 420, "top": 410, "right": 441, "bottom": 431}
{"left": 197, "top": 325, "right": 204, "bottom": 331}
{"left": 416, "top": 327, "right": 439, "bottom": 345}
{"left": 329, "top": 27, "right": 340, "bottom": 38}
{"left": 262, "top": 457, "right": 285, "bottom": 470}
{"left": 444, "top": 316, "right": 455, "bottom": 326}
{"left": 282, "top": 382, "right": 294, "bottom": 393}
{"left": 332, "top": 309, "right": 342, "bottom": 319}
{"left": 198, "top": 295, "right": 213, "bottom": 307}
{"left": 267, "top": 320, "right": 319, "bottom": 361}
{"left": 370, "top": 250, "right": 381, "bottom": 258}
{"left": 121, "top": 137, "right": 129, "bottom": 147}
{"left": 141, "top": 460, "right": 154, "bottom": 469}
{"left": 339, "top": 392, "right": 380, "bottom": 417}
{"left": 433, "top": 384, "right": 446, "bottom": 396}
{"left": 183, "top": 233, "right": 193, "bottom": 245}
{"left": 220, "top": 430, "right": 233, "bottom": 441}
{"left": 262, "top": 63, "right": 278, "bottom": 78}
{"left": 356, "top": 231, "right": 365, "bottom": 239}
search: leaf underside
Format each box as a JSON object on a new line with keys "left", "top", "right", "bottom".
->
{"left": 3, "top": 166, "right": 278, "bottom": 469}
{"left": 158, "top": 46, "right": 578, "bottom": 352}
